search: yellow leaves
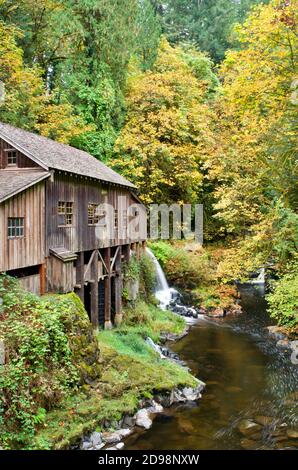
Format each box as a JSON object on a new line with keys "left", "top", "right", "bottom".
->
{"left": 113, "top": 39, "right": 216, "bottom": 204}
{"left": 36, "top": 103, "right": 94, "bottom": 144}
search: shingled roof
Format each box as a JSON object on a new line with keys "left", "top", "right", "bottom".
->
{"left": 0, "top": 170, "right": 50, "bottom": 203}
{"left": 0, "top": 122, "right": 135, "bottom": 188}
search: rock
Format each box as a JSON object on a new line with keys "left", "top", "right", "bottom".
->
{"left": 90, "top": 431, "right": 102, "bottom": 447}
{"left": 147, "top": 400, "right": 164, "bottom": 414}
{"left": 208, "top": 308, "right": 225, "bottom": 318}
{"left": 103, "top": 432, "right": 121, "bottom": 444}
{"left": 106, "top": 447, "right": 117, "bottom": 450}
{"left": 82, "top": 441, "right": 93, "bottom": 450}
{"left": 116, "top": 442, "right": 125, "bottom": 450}
{"left": 135, "top": 409, "right": 152, "bottom": 430}
{"left": 238, "top": 419, "right": 262, "bottom": 436}
{"left": 254, "top": 415, "right": 274, "bottom": 426}
{"left": 178, "top": 419, "right": 196, "bottom": 435}
{"left": 276, "top": 339, "right": 290, "bottom": 349}
{"left": 182, "top": 386, "right": 202, "bottom": 401}
{"left": 240, "top": 438, "right": 258, "bottom": 450}
{"left": 287, "top": 429, "right": 298, "bottom": 439}
{"left": 267, "top": 326, "right": 286, "bottom": 341}
{"left": 123, "top": 415, "right": 136, "bottom": 428}
{"left": 103, "top": 428, "right": 132, "bottom": 444}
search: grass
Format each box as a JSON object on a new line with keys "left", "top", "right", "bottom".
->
{"left": 32, "top": 301, "right": 197, "bottom": 450}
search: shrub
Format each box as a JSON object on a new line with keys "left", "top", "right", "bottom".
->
{"left": 267, "top": 261, "right": 298, "bottom": 330}
{"left": 149, "top": 241, "right": 212, "bottom": 289}
{"left": 0, "top": 275, "right": 100, "bottom": 448}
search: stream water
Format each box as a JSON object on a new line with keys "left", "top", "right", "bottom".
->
{"left": 126, "top": 283, "right": 298, "bottom": 450}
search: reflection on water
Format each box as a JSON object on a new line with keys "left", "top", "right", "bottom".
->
{"left": 126, "top": 285, "right": 298, "bottom": 450}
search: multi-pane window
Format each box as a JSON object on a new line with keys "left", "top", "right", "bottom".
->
{"left": 7, "top": 150, "right": 17, "bottom": 166}
{"left": 58, "top": 201, "right": 73, "bottom": 226}
{"left": 8, "top": 217, "right": 24, "bottom": 238}
{"left": 88, "top": 204, "right": 100, "bottom": 225}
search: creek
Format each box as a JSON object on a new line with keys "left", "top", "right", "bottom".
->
{"left": 126, "top": 254, "right": 298, "bottom": 450}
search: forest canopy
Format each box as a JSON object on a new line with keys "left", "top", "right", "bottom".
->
{"left": 0, "top": 0, "right": 297, "bottom": 325}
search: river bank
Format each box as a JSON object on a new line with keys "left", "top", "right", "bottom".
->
{"left": 125, "top": 284, "right": 298, "bottom": 450}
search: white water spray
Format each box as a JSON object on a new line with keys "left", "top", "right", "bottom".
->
{"left": 146, "top": 248, "right": 178, "bottom": 309}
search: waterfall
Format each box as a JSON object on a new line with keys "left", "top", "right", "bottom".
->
{"left": 250, "top": 268, "right": 265, "bottom": 285}
{"left": 146, "top": 248, "right": 178, "bottom": 309}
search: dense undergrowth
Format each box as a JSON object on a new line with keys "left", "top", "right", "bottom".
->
{"left": 149, "top": 240, "right": 298, "bottom": 331}
{"left": 0, "top": 256, "right": 196, "bottom": 450}
{"left": 149, "top": 240, "right": 239, "bottom": 311}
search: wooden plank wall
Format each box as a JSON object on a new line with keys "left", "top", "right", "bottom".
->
{"left": 0, "top": 182, "right": 46, "bottom": 271}
{"left": 46, "top": 173, "right": 147, "bottom": 254}
{"left": 0, "top": 138, "right": 39, "bottom": 169}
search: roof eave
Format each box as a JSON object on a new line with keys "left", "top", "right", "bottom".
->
{"left": 0, "top": 172, "right": 51, "bottom": 204}
{"left": 0, "top": 130, "right": 49, "bottom": 171}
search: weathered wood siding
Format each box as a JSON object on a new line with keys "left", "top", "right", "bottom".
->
{"left": 0, "top": 182, "right": 46, "bottom": 271}
{"left": 0, "top": 138, "right": 40, "bottom": 169}
{"left": 46, "top": 173, "right": 147, "bottom": 254}
{"left": 19, "top": 274, "right": 40, "bottom": 295}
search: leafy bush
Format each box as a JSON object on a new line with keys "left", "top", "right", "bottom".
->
{"left": 149, "top": 241, "right": 212, "bottom": 289}
{"left": 267, "top": 261, "right": 298, "bottom": 330}
{"left": 139, "top": 254, "right": 156, "bottom": 300}
{"left": 0, "top": 275, "right": 100, "bottom": 449}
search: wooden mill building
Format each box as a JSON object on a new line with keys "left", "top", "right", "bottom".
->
{"left": 0, "top": 122, "right": 147, "bottom": 328}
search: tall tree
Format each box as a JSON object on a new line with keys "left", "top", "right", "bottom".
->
{"left": 208, "top": 0, "right": 298, "bottom": 277}
{"left": 112, "top": 39, "right": 216, "bottom": 204}
{"left": 156, "top": 0, "right": 269, "bottom": 62}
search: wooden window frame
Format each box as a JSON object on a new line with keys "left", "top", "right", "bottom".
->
{"left": 7, "top": 150, "right": 17, "bottom": 167}
{"left": 8, "top": 217, "right": 24, "bottom": 239}
{"left": 88, "top": 203, "right": 100, "bottom": 226}
{"left": 88, "top": 203, "right": 106, "bottom": 227}
{"left": 58, "top": 201, "right": 73, "bottom": 227}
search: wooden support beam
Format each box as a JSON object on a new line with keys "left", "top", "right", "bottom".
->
{"left": 104, "top": 247, "right": 112, "bottom": 329}
{"left": 39, "top": 263, "right": 46, "bottom": 296}
{"left": 90, "top": 251, "right": 99, "bottom": 329}
{"left": 76, "top": 252, "right": 85, "bottom": 304}
{"left": 142, "top": 240, "right": 147, "bottom": 254}
{"left": 123, "top": 244, "right": 130, "bottom": 264}
{"left": 114, "top": 247, "right": 123, "bottom": 326}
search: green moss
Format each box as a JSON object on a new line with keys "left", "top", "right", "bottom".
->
{"left": 32, "top": 301, "right": 196, "bottom": 450}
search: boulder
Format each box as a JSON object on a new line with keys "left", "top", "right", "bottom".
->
{"left": 122, "top": 415, "right": 136, "bottom": 428}
{"left": 208, "top": 308, "right": 225, "bottom": 318}
{"left": 287, "top": 429, "right": 298, "bottom": 439}
{"left": 240, "top": 438, "right": 258, "bottom": 450}
{"left": 147, "top": 400, "right": 164, "bottom": 414}
{"left": 104, "top": 428, "right": 132, "bottom": 444}
{"left": 238, "top": 419, "right": 262, "bottom": 436}
{"left": 116, "top": 442, "right": 125, "bottom": 450}
{"left": 266, "top": 326, "right": 286, "bottom": 341}
{"left": 135, "top": 409, "right": 152, "bottom": 430}
{"left": 276, "top": 339, "right": 290, "bottom": 349}
{"left": 254, "top": 415, "right": 274, "bottom": 426}
{"left": 90, "top": 431, "right": 102, "bottom": 447}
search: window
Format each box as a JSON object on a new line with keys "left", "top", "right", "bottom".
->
{"left": 88, "top": 204, "right": 100, "bottom": 225}
{"left": 8, "top": 217, "right": 24, "bottom": 238}
{"left": 58, "top": 201, "right": 73, "bottom": 226}
{"left": 7, "top": 150, "right": 17, "bottom": 166}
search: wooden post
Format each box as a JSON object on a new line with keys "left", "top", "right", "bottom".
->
{"left": 90, "top": 251, "right": 99, "bottom": 329}
{"left": 39, "top": 263, "right": 46, "bottom": 296}
{"left": 123, "top": 244, "right": 130, "bottom": 264}
{"left": 76, "top": 251, "right": 85, "bottom": 304}
{"left": 104, "top": 247, "right": 112, "bottom": 330}
{"left": 142, "top": 240, "right": 147, "bottom": 254}
{"left": 114, "top": 247, "right": 123, "bottom": 326}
